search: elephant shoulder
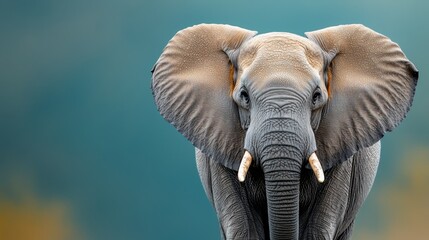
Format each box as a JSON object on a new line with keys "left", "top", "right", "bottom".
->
{"left": 353, "top": 141, "right": 381, "bottom": 167}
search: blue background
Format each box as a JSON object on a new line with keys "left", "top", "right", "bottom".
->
{"left": 1, "top": 1, "right": 428, "bottom": 239}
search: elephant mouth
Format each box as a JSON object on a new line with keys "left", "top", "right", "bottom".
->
{"left": 237, "top": 150, "right": 325, "bottom": 183}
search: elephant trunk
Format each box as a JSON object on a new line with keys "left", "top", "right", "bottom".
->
{"left": 255, "top": 117, "right": 308, "bottom": 239}
{"left": 262, "top": 146, "right": 302, "bottom": 239}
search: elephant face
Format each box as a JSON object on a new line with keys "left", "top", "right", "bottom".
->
{"left": 231, "top": 33, "right": 328, "bottom": 167}
{"left": 152, "top": 24, "right": 418, "bottom": 239}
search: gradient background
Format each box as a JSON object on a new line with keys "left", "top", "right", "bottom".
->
{"left": 1, "top": 1, "right": 428, "bottom": 239}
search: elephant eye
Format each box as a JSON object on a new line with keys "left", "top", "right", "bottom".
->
{"left": 312, "top": 89, "right": 321, "bottom": 105}
{"left": 241, "top": 91, "right": 249, "bottom": 103}
{"left": 240, "top": 89, "right": 250, "bottom": 107}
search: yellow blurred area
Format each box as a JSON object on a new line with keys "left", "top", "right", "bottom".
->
{"left": 355, "top": 147, "right": 429, "bottom": 239}
{"left": 0, "top": 177, "right": 84, "bottom": 240}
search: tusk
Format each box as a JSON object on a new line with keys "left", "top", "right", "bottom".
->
{"left": 309, "top": 152, "right": 325, "bottom": 183}
{"left": 238, "top": 151, "right": 253, "bottom": 182}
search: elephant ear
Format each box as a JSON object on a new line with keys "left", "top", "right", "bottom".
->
{"left": 152, "top": 24, "right": 257, "bottom": 171}
{"left": 306, "top": 24, "right": 418, "bottom": 169}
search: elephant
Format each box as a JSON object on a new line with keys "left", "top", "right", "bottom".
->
{"left": 151, "top": 24, "right": 418, "bottom": 239}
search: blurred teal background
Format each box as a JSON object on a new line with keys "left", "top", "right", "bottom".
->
{"left": 0, "top": 0, "right": 428, "bottom": 239}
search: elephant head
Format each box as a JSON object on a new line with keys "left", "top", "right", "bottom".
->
{"left": 151, "top": 24, "right": 418, "bottom": 239}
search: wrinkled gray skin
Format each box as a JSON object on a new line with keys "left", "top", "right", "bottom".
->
{"left": 152, "top": 24, "right": 418, "bottom": 240}
{"left": 196, "top": 143, "right": 379, "bottom": 239}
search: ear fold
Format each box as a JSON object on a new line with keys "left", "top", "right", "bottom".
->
{"left": 306, "top": 24, "right": 418, "bottom": 169}
{"left": 152, "top": 24, "right": 257, "bottom": 170}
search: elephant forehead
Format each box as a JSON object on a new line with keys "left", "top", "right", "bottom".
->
{"left": 238, "top": 33, "right": 324, "bottom": 87}
{"left": 240, "top": 33, "right": 324, "bottom": 69}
